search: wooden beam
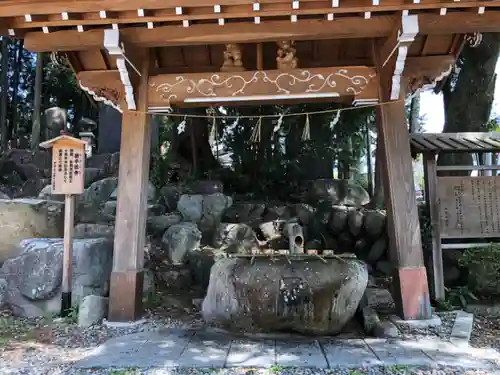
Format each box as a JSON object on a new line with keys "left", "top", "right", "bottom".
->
{"left": 79, "top": 66, "right": 378, "bottom": 110}
{"left": 23, "top": 16, "right": 395, "bottom": 52}
{"left": 108, "top": 48, "right": 151, "bottom": 322}
{"left": 2, "top": 0, "right": 500, "bottom": 20}
{"left": 5, "top": 0, "right": 499, "bottom": 30}
{"left": 23, "top": 12, "right": 500, "bottom": 53}
{"left": 373, "top": 29, "right": 432, "bottom": 319}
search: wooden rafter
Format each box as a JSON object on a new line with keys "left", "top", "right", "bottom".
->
{"left": 21, "top": 12, "right": 500, "bottom": 52}
{"left": 411, "top": 132, "right": 500, "bottom": 154}
{"left": 1, "top": 0, "right": 497, "bottom": 29}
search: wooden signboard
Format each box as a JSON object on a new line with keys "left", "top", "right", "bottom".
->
{"left": 438, "top": 176, "right": 500, "bottom": 239}
{"left": 40, "top": 135, "right": 87, "bottom": 317}
{"left": 41, "top": 136, "right": 86, "bottom": 195}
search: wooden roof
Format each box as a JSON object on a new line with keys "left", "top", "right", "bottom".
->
{"left": 411, "top": 133, "right": 500, "bottom": 154}
{"left": 2, "top": 0, "right": 500, "bottom": 44}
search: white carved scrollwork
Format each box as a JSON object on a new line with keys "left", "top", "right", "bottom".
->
{"left": 150, "top": 69, "right": 375, "bottom": 104}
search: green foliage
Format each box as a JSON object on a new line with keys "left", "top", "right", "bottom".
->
{"left": 459, "top": 243, "right": 500, "bottom": 296}
{"left": 417, "top": 204, "right": 432, "bottom": 254}
{"left": 435, "top": 298, "right": 455, "bottom": 312}
{"left": 215, "top": 103, "right": 375, "bottom": 200}
{"left": 446, "top": 286, "right": 478, "bottom": 308}
{"left": 1, "top": 39, "right": 95, "bottom": 144}
{"left": 149, "top": 115, "right": 176, "bottom": 188}
{"left": 0, "top": 315, "right": 32, "bottom": 347}
{"left": 64, "top": 305, "right": 79, "bottom": 324}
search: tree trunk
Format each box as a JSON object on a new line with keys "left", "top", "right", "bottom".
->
{"left": 409, "top": 92, "right": 421, "bottom": 133}
{"left": 365, "top": 124, "right": 374, "bottom": 196}
{"left": 166, "top": 108, "right": 219, "bottom": 180}
{"left": 31, "top": 52, "right": 44, "bottom": 151}
{"left": 0, "top": 37, "right": 9, "bottom": 152}
{"left": 373, "top": 137, "right": 385, "bottom": 208}
{"left": 438, "top": 33, "right": 500, "bottom": 175}
{"left": 11, "top": 39, "right": 24, "bottom": 145}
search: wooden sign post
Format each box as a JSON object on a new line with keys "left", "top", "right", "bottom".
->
{"left": 40, "top": 135, "right": 87, "bottom": 317}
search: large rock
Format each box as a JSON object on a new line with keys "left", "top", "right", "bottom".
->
{"left": 110, "top": 180, "right": 156, "bottom": 202}
{"left": 74, "top": 223, "right": 115, "bottom": 239}
{"left": 202, "top": 256, "right": 368, "bottom": 335}
{"left": 364, "top": 210, "right": 387, "bottom": 238}
{"left": 305, "top": 179, "right": 370, "bottom": 207}
{"left": 78, "top": 295, "right": 108, "bottom": 327}
{"left": 162, "top": 223, "right": 202, "bottom": 264}
{"left": 0, "top": 237, "right": 114, "bottom": 317}
{"left": 76, "top": 177, "right": 118, "bottom": 223}
{"left": 222, "top": 202, "right": 266, "bottom": 223}
{"left": 185, "top": 248, "right": 218, "bottom": 289}
{"left": 329, "top": 206, "right": 349, "bottom": 235}
{"left": 38, "top": 185, "right": 63, "bottom": 201}
{"left": 213, "top": 223, "right": 258, "bottom": 254}
{"left": 0, "top": 278, "right": 7, "bottom": 307}
{"left": 177, "top": 195, "right": 203, "bottom": 223}
{"left": 199, "top": 194, "right": 233, "bottom": 232}
{"left": 0, "top": 199, "right": 64, "bottom": 263}
{"left": 348, "top": 209, "right": 365, "bottom": 237}
{"left": 147, "top": 213, "right": 182, "bottom": 235}
{"left": 160, "top": 185, "right": 182, "bottom": 212}
{"left": 366, "top": 237, "right": 388, "bottom": 264}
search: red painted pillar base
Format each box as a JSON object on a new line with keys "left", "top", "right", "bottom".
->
{"left": 392, "top": 266, "right": 432, "bottom": 320}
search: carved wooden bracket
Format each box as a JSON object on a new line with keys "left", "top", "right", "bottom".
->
{"left": 77, "top": 71, "right": 124, "bottom": 112}
{"left": 404, "top": 55, "right": 455, "bottom": 94}
{"left": 379, "top": 15, "right": 419, "bottom": 100}
{"left": 103, "top": 28, "right": 138, "bottom": 111}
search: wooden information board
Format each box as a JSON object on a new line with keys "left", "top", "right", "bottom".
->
{"left": 40, "top": 134, "right": 87, "bottom": 317}
{"left": 41, "top": 136, "right": 86, "bottom": 195}
{"left": 438, "top": 176, "right": 500, "bottom": 238}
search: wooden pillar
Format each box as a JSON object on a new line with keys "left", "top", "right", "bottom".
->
{"left": 423, "top": 153, "right": 445, "bottom": 300}
{"left": 108, "top": 49, "right": 152, "bottom": 322}
{"left": 376, "top": 95, "right": 432, "bottom": 320}
{"left": 374, "top": 14, "right": 432, "bottom": 320}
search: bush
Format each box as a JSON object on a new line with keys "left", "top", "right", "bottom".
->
{"left": 459, "top": 243, "right": 500, "bottom": 297}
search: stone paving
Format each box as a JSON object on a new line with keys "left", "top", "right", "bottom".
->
{"left": 70, "top": 328, "right": 500, "bottom": 370}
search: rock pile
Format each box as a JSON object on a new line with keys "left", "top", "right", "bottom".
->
{"left": 0, "top": 238, "right": 114, "bottom": 317}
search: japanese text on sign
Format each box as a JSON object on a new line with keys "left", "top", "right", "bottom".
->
{"left": 438, "top": 176, "right": 500, "bottom": 238}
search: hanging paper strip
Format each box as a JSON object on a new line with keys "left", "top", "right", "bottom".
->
{"left": 273, "top": 114, "right": 284, "bottom": 134}
{"left": 209, "top": 117, "right": 217, "bottom": 143}
{"left": 330, "top": 110, "right": 341, "bottom": 130}
{"left": 301, "top": 114, "right": 311, "bottom": 141}
{"left": 250, "top": 117, "right": 262, "bottom": 144}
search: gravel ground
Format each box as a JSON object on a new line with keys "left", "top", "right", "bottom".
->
{"left": 471, "top": 314, "right": 500, "bottom": 350}
{"left": 386, "top": 311, "right": 457, "bottom": 341}
{"left": 0, "top": 290, "right": 205, "bottom": 372}
{"left": 1, "top": 366, "right": 498, "bottom": 375}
